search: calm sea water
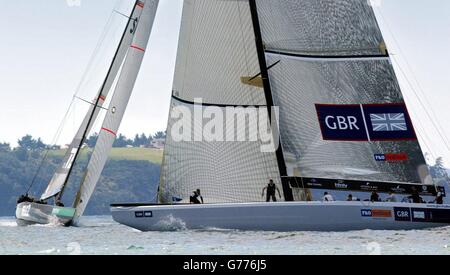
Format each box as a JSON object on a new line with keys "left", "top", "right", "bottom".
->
{"left": 1, "top": 216, "right": 449, "bottom": 255}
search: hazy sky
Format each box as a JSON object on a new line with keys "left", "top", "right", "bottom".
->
{"left": 0, "top": 0, "right": 450, "bottom": 164}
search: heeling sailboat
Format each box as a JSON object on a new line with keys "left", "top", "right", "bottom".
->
{"left": 111, "top": 0, "right": 450, "bottom": 232}
{"left": 16, "top": 0, "right": 160, "bottom": 226}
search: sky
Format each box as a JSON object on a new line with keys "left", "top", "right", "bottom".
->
{"left": 0, "top": 0, "right": 450, "bottom": 164}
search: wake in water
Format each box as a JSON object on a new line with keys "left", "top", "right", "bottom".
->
{"left": 1, "top": 216, "right": 450, "bottom": 255}
{"left": 0, "top": 219, "right": 17, "bottom": 228}
{"left": 155, "top": 215, "right": 187, "bottom": 231}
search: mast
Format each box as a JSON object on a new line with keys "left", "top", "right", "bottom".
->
{"left": 248, "top": 0, "right": 293, "bottom": 201}
{"left": 55, "top": 1, "right": 141, "bottom": 201}
{"left": 72, "top": 0, "right": 160, "bottom": 223}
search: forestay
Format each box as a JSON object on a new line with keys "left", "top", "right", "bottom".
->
{"left": 73, "top": 0, "right": 160, "bottom": 221}
{"left": 40, "top": 3, "right": 146, "bottom": 201}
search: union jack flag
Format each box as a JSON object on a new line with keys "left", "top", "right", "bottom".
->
{"left": 370, "top": 113, "right": 408, "bottom": 132}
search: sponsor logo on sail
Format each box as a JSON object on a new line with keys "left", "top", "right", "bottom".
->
{"left": 394, "top": 207, "right": 412, "bottom": 222}
{"left": 361, "top": 209, "right": 392, "bottom": 218}
{"left": 391, "top": 185, "right": 406, "bottom": 193}
{"left": 315, "top": 104, "right": 367, "bottom": 141}
{"left": 306, "top": 178, "right": 323, "bottom": 188}
{"left": 360, "top": 182, "right": 378, "bottom": 191}
{"left": 316, "top": 104, "right": 417, "bottom": 142}
{"left": 413, "top": 211, "right": 426, "bottom": 220}
{"left": 374, "top": 153, "right": 409, "bottom": 162}
{"left": 361, "top": 209, "right": 373, "bottom": 217}
{"left": 334, "top": 180, "right": 348, "bottom": 189}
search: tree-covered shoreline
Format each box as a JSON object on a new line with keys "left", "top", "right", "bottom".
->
{"left": 0, "top": 135, "right": 163, "bottom": 216}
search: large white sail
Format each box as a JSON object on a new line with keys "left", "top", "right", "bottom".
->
{"left": 73, "top": 0, "right": 159, "bottom": 221}
{"left": 255, "top": 0, "right": 433, "bottom": 193}
{"left": 159, "top": 0, "right": 281, "bottom": 204}
{"left": 159, "top": 0, "right": 437, "bottom": 204}
{"left": 40, "top": 2, "right": 146, "bottom": 200}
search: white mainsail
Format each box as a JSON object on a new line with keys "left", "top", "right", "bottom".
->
{"left": 256, "top": 0, "right": 431, "bottom": 185}
{"left": 158, "top": 0, "right": 281, "bottom": 204}
{"left": 40, "top": 2, "right": 146, "bottom": 200}
{"left": 73, "top": 0, "right": 159, "bottom": 221}
{"left": 158, "top": 0, "right": 437, "bottom": 204}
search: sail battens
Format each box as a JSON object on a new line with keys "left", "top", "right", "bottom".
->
{"left": 159, "top": 96, "right": 282, "bottom": 204}
{"left": 158, "top": 0, "right": 284, "bottom": 204}
{"left": 171, "top": 0, "right": 265, "bottom": 106}
{"left": 256, "top": 0, "right": 385, "bottom": 57}
{"left": 101, "top": 127, "right": 117, "bottom": 136}
{"left": 171, "top": 95, "right": 267, "bottom": 108}
{"left": 265, "top": 50, "right": 389, "bottom": 61}
{"left": 264, "top": 52, "right": 429, "bottom": 184}
{"left": 130, "top": 45, "right": 145, "bottom": 52}
{"left": 136, "top": 1, "right": 145, "bottom": 8}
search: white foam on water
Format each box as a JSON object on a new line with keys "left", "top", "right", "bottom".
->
{"left": 2, "top": 216, "right": 450, "bottom": 255}
{"left": 0, "top": 220, "right": 17, "bottom": 227}
{"left": 37, "top": 248, "right": 60, "bottom": 254}
{"left": 155, "top": 215, "right": 187, "bottom": 231}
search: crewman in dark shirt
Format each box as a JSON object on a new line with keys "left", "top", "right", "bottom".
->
{"left": 408, "top": 188, "right": 423, "bottom": 204}
{"left": 262, "top": 179, "right": 282, "bottom": 202}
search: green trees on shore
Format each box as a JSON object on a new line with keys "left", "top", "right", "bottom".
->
{"left": 0, "top": 134, "right": 162, "bottom": 216}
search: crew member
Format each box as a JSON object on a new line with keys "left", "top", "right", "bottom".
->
{"left": 262, "top": 179, "right": 282, "bottom": 202}
{"left": 322, "top": 192, "right": 334, "bottom": 202}
{"left": 435, "top": 190, "right": 444, "bottom": 205}
{"left": 408, "top": 187, "right": 423, "bottom": 204}
{"left": 190, "top": 190, "right": 203, "bottom": 204}
{"left": 370, "top": 191, "right": 380, "bottom": 202}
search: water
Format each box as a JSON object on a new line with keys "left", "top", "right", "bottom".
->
{"left": 1, "top": 216, "right": 450, "bottom": 255}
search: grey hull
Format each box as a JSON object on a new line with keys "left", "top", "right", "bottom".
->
{"left": 111, "top": 201, "right": 450, "bottom": 232}
{"left": 16, "top": 202, "right": 75, "bottom": 226}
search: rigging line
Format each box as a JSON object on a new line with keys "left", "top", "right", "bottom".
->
{"left": 113, "top": 9, "right": 136, "bottom": 20}
{"left": 57, "top": 0, "right": 141, "bottom": 201}
{"left": 414, "top": 113, "right": 439, "bottom": 158}
{"left": 74, "top": 96, "right": 109, "bottom": 111}
{"left": 248, "top": 60, "right": 281, "bottom": 82}
{"left": 417, "top": 131, "right": 437, "bottom": 161}
{"left": 26, "top": 96, "right": 78, "bottom": 195}
{"left": 27, "top": 0, "right": 126, "bottom": 196}
{"left": 72, "top": 11, "right": 118, "bottom": 98}
{"left": 375, "top": 8, "right": 449, "bottom": 143}
{"left": 391, "top": 57, "right": 450, "bottom": 152}
{"left": 375, "top": 7, "right": 450, "bottom": 151}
